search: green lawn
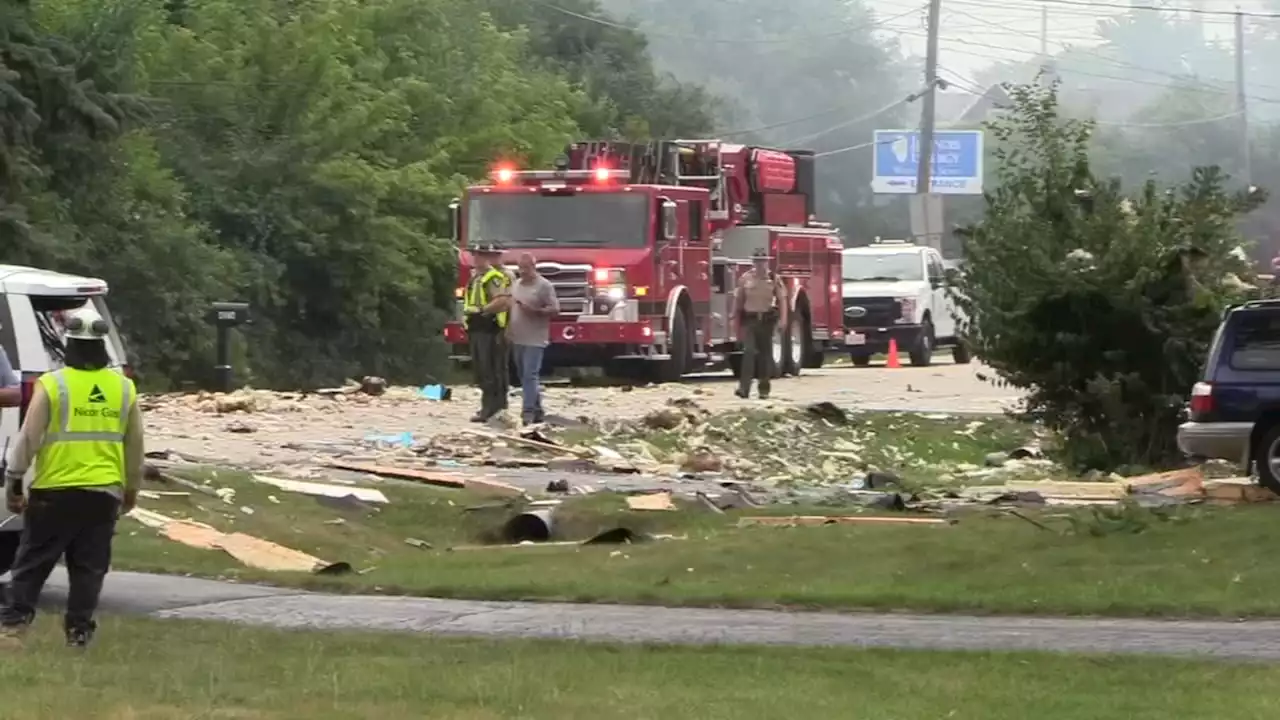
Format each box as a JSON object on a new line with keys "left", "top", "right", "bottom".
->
{"left": 113, "top": 461, "right": 1280, "bottom": 617}
{"left": 0, "top": 617, "right": 1277, "bottom": 719}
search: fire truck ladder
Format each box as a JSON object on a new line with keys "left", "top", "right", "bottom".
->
{"left": 671, "top": 139, "right": 728, "bottom": 222}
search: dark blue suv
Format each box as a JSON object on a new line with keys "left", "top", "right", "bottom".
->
{"left": 1178, "top": 299, "right": 1280, "bottom": 492}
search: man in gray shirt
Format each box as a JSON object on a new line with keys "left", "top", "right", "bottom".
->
{"left": 508, "top": 253, "right": 559, "bottom": 425}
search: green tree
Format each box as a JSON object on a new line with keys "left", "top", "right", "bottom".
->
{"left": 4, "top": 0, "right": 239, "bottom": 386}
{"left": 956, "top": 79, "right": 1263, "bottom": 470}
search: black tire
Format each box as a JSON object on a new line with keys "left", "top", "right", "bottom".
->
{"left": 654, "top": 309, "right": 690, "bottom": 383}
{"left": 851, "top": 354, "right": 872, "bottom": 367}
{"left": 1255, "top": 423, "right": 1280, "bottom": 495}
{"left": 782, "top": 314, "right": 805, "bottom": 377}
{"left": 952, "top": 341, "right": 972, "bottom": 365}
{"left": 909, "top": 321, "right": 935, "bottom": 367}
{"left": 728, "top": 353, "right": 744, "bottom": 378}
{"left": 807, "top": 346, "right": 826, "bottom": 369}
{"left": 0, "top": 531, "right": 19, "bottom": 576}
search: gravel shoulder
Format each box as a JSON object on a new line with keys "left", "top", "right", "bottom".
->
{"left": 36, "top": 569, "right": 1280, "bottom": 660}
{"left": 145, "top": 362, "right": 1020, "bottom": 470}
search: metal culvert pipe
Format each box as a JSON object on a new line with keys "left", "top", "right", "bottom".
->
{"left": 501, "top": 509, "right": 555, "bottom": 543}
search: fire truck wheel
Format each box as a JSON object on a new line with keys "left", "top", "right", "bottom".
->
{"left": 728, "top": 353, "right": 743, "bottom": 378}
{"left": 782, "top": 315, "right": 804, "bottom": 377}
{"left": 654, "top": 309, "right": 690, "bottom": 383}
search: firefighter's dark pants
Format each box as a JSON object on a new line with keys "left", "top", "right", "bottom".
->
{"left": 738, "top": 311, "right": 778, "bottom": 397}
{"left": 470, "top": 327, "right": 509, "bottom": 418}
{"left": 1, "top": 488, "right": 119, "bottom": 633}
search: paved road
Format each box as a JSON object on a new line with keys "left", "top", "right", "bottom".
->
{"left": 32, "top": 570, "right": 1280, "bottom": 660}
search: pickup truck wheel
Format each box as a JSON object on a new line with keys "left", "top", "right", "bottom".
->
{"left": 909, "top": 322, "right": 935, "bottom": 367}
{"left": 850, "top": 353, "right": 872, "bottom": 367}
{"left": 1254, "top": 423, "right": 1280, "bottom": 495}
{"left": 952, "top": 341, "right": 972, "bottom": 365}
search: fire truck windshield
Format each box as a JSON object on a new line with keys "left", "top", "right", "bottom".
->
{"left": 467, "top": 193, "right": 648, "bottom": 248}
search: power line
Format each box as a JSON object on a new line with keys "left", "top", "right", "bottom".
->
{"left": 1091, "top": 110, "right": 1243, "bottom": 127}
{"left": 528, "top": 0, "right": 928, "bottom": 44}
{"left": 941, "top": 6, "right": 1264, "bottom": 97}
{"left": 782, "top": 95, "right": 917, "bottom": 146}
{"left": 897, "top": 29, "right": 1280, "bottom": 103}
{"left": 1034, "top": 0, "right": 1280, "bottom": 19}
{"left": 813, "top": 136, "right": 900, "bottom": 159}
{"left": 718, "top": 103, "right": 859, "bottom": 138}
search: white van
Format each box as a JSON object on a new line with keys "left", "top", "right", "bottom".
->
{"left": 0, "top": 265, "right": 132, "bottom": 574}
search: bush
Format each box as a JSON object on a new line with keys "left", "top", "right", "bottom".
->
{"left": 955, "top": 79, "right": 1265, "bottom": 470}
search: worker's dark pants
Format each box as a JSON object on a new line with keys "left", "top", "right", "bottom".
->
{"left": 0, "top": 488, "right": 119, "bottom": 633}
{"left": 470, "top": 329, "right": 509, "bottom": 417}
{"left": 738, "top": 312, "right": 778, "bottom": 397}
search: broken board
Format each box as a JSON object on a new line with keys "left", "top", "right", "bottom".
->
{"left": 738, "top": 515, "right": 948, "bottom": 527}
{"left": 325, "top": 461, "right": 466, "bottom": 488}
{"left": 627, "top": 492, "right": 675, "bottom": 511}
{"left": 253, "top": 474, "right": 389, "bottom": 504}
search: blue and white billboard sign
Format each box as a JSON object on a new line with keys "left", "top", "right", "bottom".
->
{"left": 871, "top": 129, "right": 984, "bottom": 195}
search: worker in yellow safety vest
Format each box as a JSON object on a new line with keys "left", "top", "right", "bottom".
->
{"left": 0, "top": 306, "right": 144, "bottom": 649}
{"left": 463, "top": 242, "right": 513, "bottom": 422}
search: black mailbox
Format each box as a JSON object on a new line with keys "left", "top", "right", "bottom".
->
{"left": 206, "top": 301, "right": 251, "bottom": 392}
{"left": 206, "top": 301, "right": 250, "bottom": 326}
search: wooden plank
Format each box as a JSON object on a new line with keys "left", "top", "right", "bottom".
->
{"left": 738, "top": 515, "right": 948, "bottom": 527}
{"left": 627, "top": 492, "right": 675, "bottom": 511}
{"left": 461, "top": 428, "right": 592, "bottom": 457}
{"left": 253, "top": 474, "right": 390, "bottom": 504}
{"left": 1001, "top": 481, "right": 1129, "bottom": 499}
{"left": 325, "top": 461, "right": 466, "bottom": 489}
{"left": 213, "top": 532, "right": 329, "bottom": 572}
{"left": 164, "top": 519, "right": 225, "bottom": 550}
{"left": 462, "top": 477, "right": 527, "bottom": 498}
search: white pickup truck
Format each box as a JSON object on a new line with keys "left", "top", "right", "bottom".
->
{"left": 840, "top": 240, "right": 970, "bottom": 367}
{"left": 0, "top": 265, "right": 132, "bottom": 577}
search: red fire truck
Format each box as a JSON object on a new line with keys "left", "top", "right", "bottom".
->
{"left": 442, "top": 139, "right": 847, "bottom": 381}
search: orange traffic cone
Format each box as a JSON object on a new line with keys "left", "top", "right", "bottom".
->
{"left": 885, "top": 338, "right": 901, "bottom": 369}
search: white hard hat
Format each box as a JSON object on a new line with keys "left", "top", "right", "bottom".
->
{"left": 64, "top": 306, "right": 109, "bottom": 341}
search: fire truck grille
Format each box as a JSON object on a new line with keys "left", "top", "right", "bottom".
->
{"left": 533, "top": 262, "right": 592, "bottom": 316}
{"left": 843, "top": 296, "right": 901, "bottom": 328}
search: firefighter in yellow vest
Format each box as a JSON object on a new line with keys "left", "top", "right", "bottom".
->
{"left": 463, "top": 242, "right": 513, "bottom": 422}
{"left": 0, "top": 306, "right": 144, "bottom": 649}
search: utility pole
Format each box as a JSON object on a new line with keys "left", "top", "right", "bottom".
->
{"left": 1040, "top": 3, "right": 1048, "bottom": 59}
{"left": 915, "top": 0, "right": 941, "bottom": 197}
{"left": 911, "top": 0, "right": 943, "bottom": 252}
{"left": 1234, "top": 10, "right": 1251, "bottom": 187}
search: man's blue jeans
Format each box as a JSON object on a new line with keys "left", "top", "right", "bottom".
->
{"left": 511, "top": 344, "right": 545, "bottom": 422}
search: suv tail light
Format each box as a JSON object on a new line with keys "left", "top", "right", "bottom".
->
{"left": 1190, "top": 381, "right": 1214, "bottom": 416}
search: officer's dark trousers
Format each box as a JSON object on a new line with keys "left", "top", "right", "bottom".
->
{"left": 470, "top": 330, "right": 509, "bottom": 417}
{"left": 0, "top": 488, "right": 119, "bottom": 633}
{"left": 738, "top": 313, "right": 777, "bottom": 397}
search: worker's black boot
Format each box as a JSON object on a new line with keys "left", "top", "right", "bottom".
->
{"left": 65, "top": 622, "right": 94, "bottom": 649}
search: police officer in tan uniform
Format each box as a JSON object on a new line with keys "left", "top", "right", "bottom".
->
{"left": 733, "top": 248, "right": 788, "bottom": 399}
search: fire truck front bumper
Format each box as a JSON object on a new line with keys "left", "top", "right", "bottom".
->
{"left": 446, "top": 320, "right": 661, "bottom": 363}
